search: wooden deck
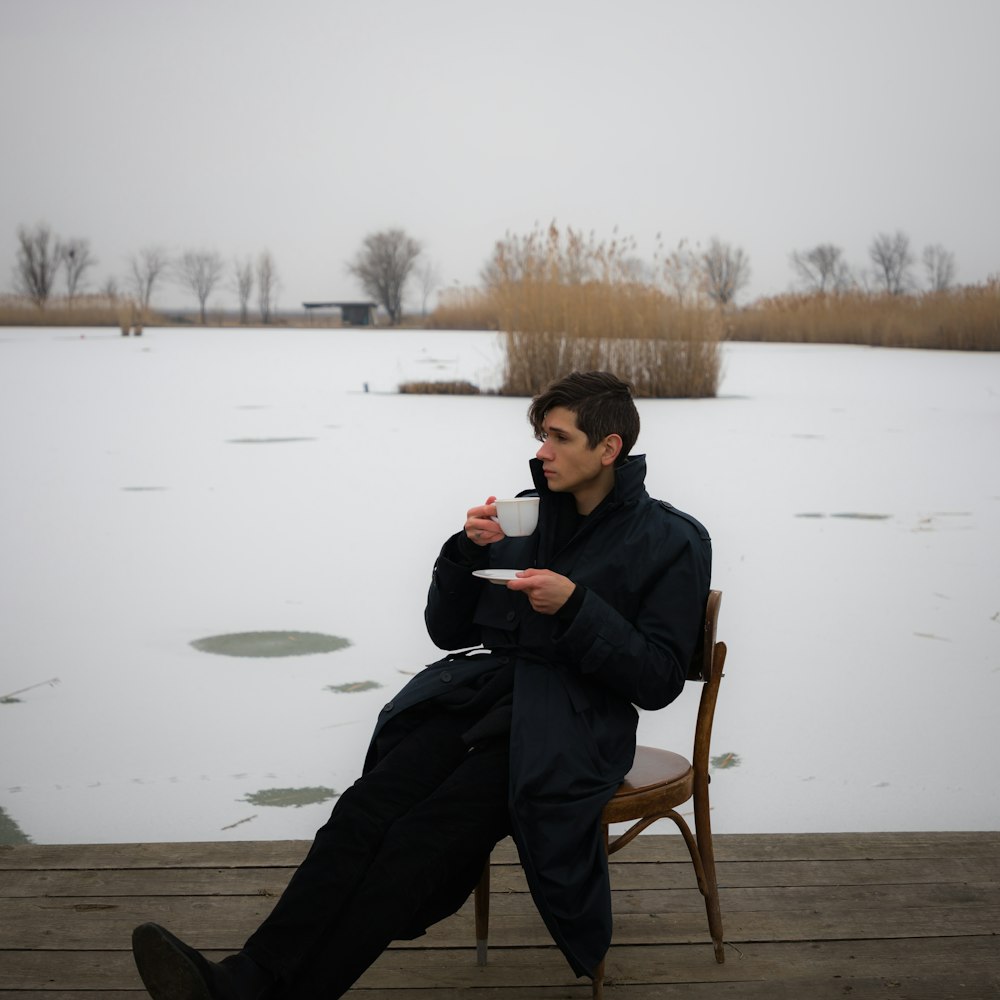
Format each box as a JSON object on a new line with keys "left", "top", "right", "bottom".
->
{"left": 2, "top": 832, "right": 998, "bottom": 999}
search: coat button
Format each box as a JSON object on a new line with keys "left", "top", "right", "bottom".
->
{"left": 440, "top": 671, "right": 452, "bottom": 683}
{"left": 505, "top": 611, "right": 516, "bottom": 622}
{"left": 500, "top": 656, "right": 510, "bottom": 665}
{"left": 382, "top": 701, "right": 394, "bottom": 712}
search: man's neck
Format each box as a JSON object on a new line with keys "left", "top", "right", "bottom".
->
{"left": 573, "top": 467, "right": 616, "bottom": 515}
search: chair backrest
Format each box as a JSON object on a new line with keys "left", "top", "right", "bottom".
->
{"left": 687, "top": 589, "right": 722, "bottom": 683}
{"left": 689, "top": 589, "right": 726, "bottom": 780}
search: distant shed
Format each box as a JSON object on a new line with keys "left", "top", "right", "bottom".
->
{"left": 303, "top": 301, "right": 378, "bottom": 326}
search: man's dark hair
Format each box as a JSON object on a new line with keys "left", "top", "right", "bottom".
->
{"left": 528, "top": 371, "right": 640, "bottom": 461}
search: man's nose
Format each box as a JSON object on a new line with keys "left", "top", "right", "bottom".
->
{"left": 536, "top": 440, "right": 553, "bottom": 461}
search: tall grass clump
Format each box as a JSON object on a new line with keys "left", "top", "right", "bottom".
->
{"left": 398, "top": 379, "right": 482, "bottom": 394}
{"left": 428, "top": 287, "right": 500, "bottom": 330}
{"left": 728, "top": 281, "right": 1000, "bottom": 350}
{"left": 484, "top": 223, "right": 722, "bottom": 397}
{"left": 0, "top": 293, "right": 158, "bottom": 329}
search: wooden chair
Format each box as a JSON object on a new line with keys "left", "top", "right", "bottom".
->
{"left": 474, "top": 589, "right": 728, "bottom": 998}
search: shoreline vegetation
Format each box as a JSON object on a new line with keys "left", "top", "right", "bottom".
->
{"left": 433, "top": 282, "right": 1000, "bottom": 353}
{"left": 4, "top": 285, "right": 996, "bottom": 344}
{"left": 3, "top": 224, "right": 996, "bottom": 398}
{"left": 5, "top": 283, "right": 996, "bottom": 354}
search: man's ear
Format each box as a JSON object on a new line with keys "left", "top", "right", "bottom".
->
{"left": 601, "top": 434, "right": 623, "bottom": 466}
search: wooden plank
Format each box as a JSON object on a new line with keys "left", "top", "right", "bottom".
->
{"left": 705, "top": 831, "right": 1000, "bottom": 861}
{"left": 13, "top": 853, "right": 992, "bottom": 900}
{"left": 461, "top": 854, "right": 1000, "bottom": 893}
{"left": 4, "top": 831, "right": 998, "bottom": 871}
{"left": 6, "top": 849, "right": 998, "bottom": 892}
{"left": 472, "top": 880, "right": 1000, "bottom": 918}
{"left": 4, "top": 876, "right": 997, "bottom": 927}
{"left": 432, "top": 906, "right": 1000, "bottom": 948}
{"left": 0, "top": 866, "right": 295, "bottom": 899}
{"left": 3, "top": 935, "right": 998, "bottom": 992}
{"left": 362, "top": 936, "right": 1000, "bottom": 989}
{"left": 4, "top": 888, "right": 998, "bottom": 952}
{"left": 612, "top": 880, "right": 1000, "bottom": 912}
{"left": 3, "top": 869, "right": 1000, "bottom": 913}
{"left": 3, "top": 979, "right": 1000, "bottom": 1000}
{"left": 360, "top": 977, "right": 1000, "bottom": 1000}
{"left": 0, "top": 840, "right": 310, "bottom": 871}
{"left": 608, "top": 857, "right": 1000, "bottom": 889}
{"left": 3, "top": 983, "right": 1000, "bottom": 1000}
{"left": 368, "top": 976, "right": 1000, "bottom": 1000}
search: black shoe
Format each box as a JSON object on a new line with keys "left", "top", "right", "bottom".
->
{"left": 131, "top": 923, "right": 219, "bottom": 1000}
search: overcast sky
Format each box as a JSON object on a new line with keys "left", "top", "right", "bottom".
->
{"left": 2, "top": 0, "right": 998, "bottom": 314}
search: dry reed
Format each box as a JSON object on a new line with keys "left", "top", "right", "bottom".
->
{"left": 482, "top": 223, "right": 722, "bottom": 397}
{"left": 728, "top": 283, "right": 1000, "bottom": 351}
{"left": 398, "top": 380, "right": 482, "bottom": 395}
{"left": 428, "top": 288, "right": 500, "bottom": 330}
{"left": 0, "top": 294, "right": 159, "bottom": 329}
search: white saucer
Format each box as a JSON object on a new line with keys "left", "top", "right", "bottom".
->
{"left": 472, "top": 569, "right": 523, "bottom": 585}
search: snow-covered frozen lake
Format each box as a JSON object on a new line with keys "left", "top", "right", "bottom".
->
{"left": 1, "top": 327, "right": 997, "bottom": 844}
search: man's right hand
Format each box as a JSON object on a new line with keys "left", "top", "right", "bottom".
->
{"left": 465, "top": 496, "right": 505, "bottom": 547}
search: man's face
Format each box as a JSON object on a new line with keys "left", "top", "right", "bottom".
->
{"left": 535, "top": 406, "right": 609, "bottom": 497}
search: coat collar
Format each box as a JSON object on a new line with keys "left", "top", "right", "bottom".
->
{"left": 529, "top": 453, "right": 649, "bottom": 508}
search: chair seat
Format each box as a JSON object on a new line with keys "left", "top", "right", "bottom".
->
{"left": 602, "top": 746, "right": 694, "bottom": 825}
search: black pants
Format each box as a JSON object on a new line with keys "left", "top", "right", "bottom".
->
{"left": 242, "top": 710, "right": 511, "bottom": 998}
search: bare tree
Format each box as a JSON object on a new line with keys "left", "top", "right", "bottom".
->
{"left": 480, "top": 229, "right": 533, "bottom": 289}
{"left": 128, "top": 246, "right": 171, "bottom": 313}
{"left": 417, "top": 256, "right": 442, "bottom": 316}
{"left": 256, "top": 250, "right": 279, "bottom": 324}
{"left": 233, "top": 256, "right": 254, "bottom": 324}
{"left": 177, "top": 250, "right": 224, "bottom": 324}
{"left": 13, "top": 223, "right": 61, "bottom": 308}
{"left": 790, "top": 243, "right": 852, "bottom": 293}
{"left": 347, "top": 228, "right": 423, "bottom": 325}
{"left": 868, "top": 231, "right": 915, "bottom": 295}
{"left": 922, "top": 243, "right": 956, "bottom": 292}
{"left": 658, "top": 237, "right": 704, "bottom": 306}
{"left": 60, "top": 237, "right": 97, "bottom": 305}
{"left": 700, "top": 237, "right": 751, "bottom": 307}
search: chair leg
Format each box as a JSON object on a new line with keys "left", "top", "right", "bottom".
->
{"left": 705, "top": 885, "right": 725, "bottom": 964}
{"left": 693, "top": 792, "right": 725, "bottom": 964}
{"left": 474, "top": 859, "right": 490, "bottom": 966}
{"left": 592, "top": 956, "right": 606, "bottom": 999}
{"left": 666, "top": 803, "right": 725, "bottom": 964}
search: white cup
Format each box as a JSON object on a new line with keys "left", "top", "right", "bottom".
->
{"left": 492, "top": 497, "right": 539, "bottom": 537}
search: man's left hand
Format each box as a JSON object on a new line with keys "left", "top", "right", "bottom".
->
{"left": 506, "top": 568, "right": 575, "bottom": 615}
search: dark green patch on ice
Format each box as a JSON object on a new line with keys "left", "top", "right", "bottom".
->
{"left": 191, "top": 631, "right": 351, "bottom": 658}
{"left": 326, "top": 680, "right": 382, "bottom": 693}
{"left": 711, "top": 752, "right": 741, "bottom": 770}
{"left": 243, "top": 787, "right": 337, "bottom": 808}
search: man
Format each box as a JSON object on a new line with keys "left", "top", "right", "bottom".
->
{"left": 132, "top": 370, "right": 711, "bottom": 999}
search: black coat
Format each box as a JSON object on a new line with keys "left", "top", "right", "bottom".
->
{"left": 365, "top": 455, "right": 712, "bottom": 978}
